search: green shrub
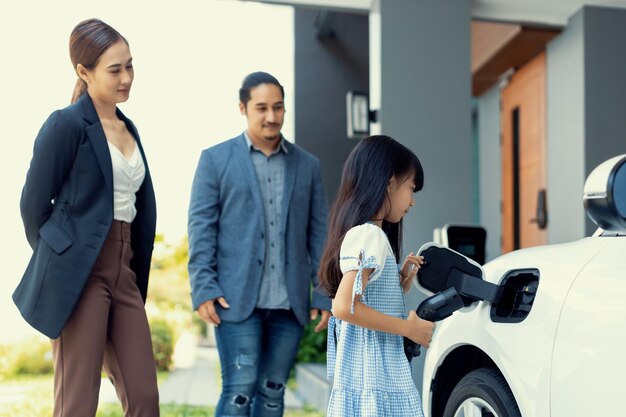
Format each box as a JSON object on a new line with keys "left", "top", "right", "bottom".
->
{"left": 0, "top": 344, "right": 10, "bottom": 378}
{"left": 296, "top": 317, "right": 327, "bottom": 364}
{"left": 150, "top": 319, "right": 175, "bottom": 371}
{"left": 1, "top": 337, "right": 53, "bottom": 377}
{"left": 191, "top": 313, "right": 208, "bottom": 338}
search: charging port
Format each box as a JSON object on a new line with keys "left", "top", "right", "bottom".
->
{"left": 490, "top": 269, "right": 539, "bottom": 323}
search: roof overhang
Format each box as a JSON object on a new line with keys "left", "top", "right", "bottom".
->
{"left": 240, "top": 0, "right": 626, "bottom": 26}
{"left": 236, "top": 0, "right": 370, "bottom": 14}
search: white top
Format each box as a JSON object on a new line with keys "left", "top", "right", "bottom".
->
{"left": 339, "top": 223, "right": 390, "bottom": 313}
{"left": 340, "top": 224, "right": 389, "bottom": 283}
{"left": 108, "top": 141, "right": 145, "bottom": 223}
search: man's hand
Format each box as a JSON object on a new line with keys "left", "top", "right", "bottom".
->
{"left": 310, "top": 309, "right": 332, "bottom": 332}
{"left": 197, "top": 297, "right": 230, "bottom": 326}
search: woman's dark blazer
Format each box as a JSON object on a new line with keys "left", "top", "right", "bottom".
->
{"left": 13, "top": 92, "right": 157, "bottom": 339}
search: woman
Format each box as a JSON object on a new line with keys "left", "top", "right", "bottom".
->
{"left": 13, "top": 18, "right": 159, "bottom": 416}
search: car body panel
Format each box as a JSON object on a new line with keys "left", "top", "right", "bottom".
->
{"left": 551, "top": 237, "right": 626, "bottom": 417}
{"left": 421, "top": 236, "right": 614, "bottom": 417}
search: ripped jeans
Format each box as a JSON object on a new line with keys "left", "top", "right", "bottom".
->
{"left": 214, "top": 308, "right": 304, "bottom": 417}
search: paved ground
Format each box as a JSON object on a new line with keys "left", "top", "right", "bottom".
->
{"left": 99, "top": 332, "right": 303, "bottom": 408}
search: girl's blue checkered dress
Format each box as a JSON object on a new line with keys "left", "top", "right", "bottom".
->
{"left": 327, "top": 223, "right": 424, "bottom": 417}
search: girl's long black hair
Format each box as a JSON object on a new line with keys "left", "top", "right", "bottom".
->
{"left": 318, "top": 135, "right": 423, "bottom": 297}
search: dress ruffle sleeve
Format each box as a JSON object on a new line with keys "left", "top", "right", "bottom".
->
{"left": 339, "top": 223, "right": 388, "bottom": 314}
{"left": 328, "top": 224, "right": 389, "bottom": 381}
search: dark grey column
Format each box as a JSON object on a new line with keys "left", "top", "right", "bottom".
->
{"left": 369, "top": 0, "right": 473, "bottom": 393}
{"left": 370, "top": 0, "right": 473, "bottom": 251}
{"left": 294, "top": 8, "right": 369, "bottom": 202}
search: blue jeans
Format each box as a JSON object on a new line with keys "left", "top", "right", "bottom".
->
{"left": 214, "top": 308, "right": 304, "bottom": 417}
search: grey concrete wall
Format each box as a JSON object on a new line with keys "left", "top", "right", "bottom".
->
{"left": 478, "top": 86, "right": 502, "bottom": 261}
{"left": 294, "top": 9, "right": 369, "bottom": 202}
{"left": 546, "top": 6, "right": 626, "bottom": 241}
{"left": 370, "top": 0, "right": 472, "bottom": 393}
{"left": 546, "top": 9, "right": 587, "bottom": 243}
{"left": 371, "top": 0, "right": 473, "bottom": 256}
{"left": 583, "top": 6, "right": 626, "bottom": 235}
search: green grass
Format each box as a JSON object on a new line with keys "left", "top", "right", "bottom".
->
{"left": 0, "top": 374, "right": 323, "bottom": 417}
{"left": 97, "top": 403, "right": 215, "bottom": 416}
{"left": 0, "top": 375, "right": 52, "bottom": 417}
{"left": 98, "top": 403, "right": 323, "bottom": 417}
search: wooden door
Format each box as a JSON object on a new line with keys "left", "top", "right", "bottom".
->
{"left": 501, "top": 52, "right": 547, "bottom": 253}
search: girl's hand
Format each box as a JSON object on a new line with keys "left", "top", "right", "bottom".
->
{"left": 400, "top": 253, "right": 425, "bottom": 293}
{"left": 405, "top": 310, "right": 434, "bottom": 347}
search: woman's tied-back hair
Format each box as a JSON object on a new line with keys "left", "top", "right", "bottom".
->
{"left": 69, "top": 18, "right": 128, "bottom": 103}
{"left": 239, "top": 71, "right": 285, "bottom": 107}
{"left": 318, "top": 135, "right": 424, "bottom": 298}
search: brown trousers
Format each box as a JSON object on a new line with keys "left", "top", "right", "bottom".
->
{"left": 51, "top": 220, "right": 159, "bottom": 417}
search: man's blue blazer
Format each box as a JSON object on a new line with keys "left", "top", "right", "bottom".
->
{"left": 13, "top": 93, "right": 157, "bottom": 339}
{"left": 187, "top": 134, "right": 330, "bottom": 326}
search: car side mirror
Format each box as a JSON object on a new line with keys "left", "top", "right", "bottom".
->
{"left": 583, "top": 154, "right": 626, "bottom": 232}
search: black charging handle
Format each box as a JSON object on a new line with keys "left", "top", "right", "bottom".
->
{"left": 404, "top": 287, "right": 465, "bottom": 361}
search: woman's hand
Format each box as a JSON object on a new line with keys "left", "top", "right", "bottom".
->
{"left": 405, "top": 310, "right": 434, "bottom": 347}
{"left": 400, "top": 253, "right": 425, "bottom": 293}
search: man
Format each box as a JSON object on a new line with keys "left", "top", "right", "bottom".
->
{"left": 188, "top": 71, "right": 331, "bottom": 417}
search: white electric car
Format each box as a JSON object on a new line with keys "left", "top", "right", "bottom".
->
{"left": 416, "top": 154, "right": 626, "bottom": 417}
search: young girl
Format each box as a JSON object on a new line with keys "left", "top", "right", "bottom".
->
{"left": 319, "top": 135, "right": 434, "bottom": 417}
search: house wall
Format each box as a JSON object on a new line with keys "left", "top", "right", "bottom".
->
{"left": 546, "top": 8, "right": 587, "bottom": 243}
{"left": 546, "top": 5, "right": 626, "bottom": 241}
{"left": 582, "top": 6, "right": 626, "bottom": 235}
{"left": 476, "top": 6, "right": 626, "bottom": 248}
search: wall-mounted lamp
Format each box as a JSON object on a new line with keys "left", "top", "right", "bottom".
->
{"left": 346, "top": 91, "right": 377, "bottom": 139}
